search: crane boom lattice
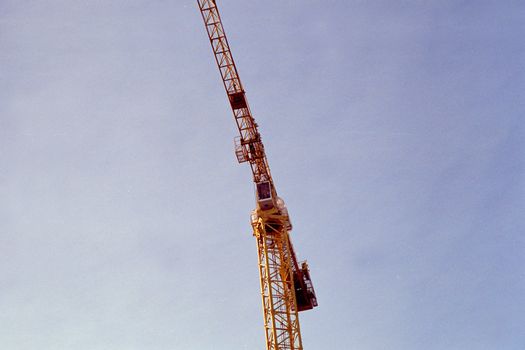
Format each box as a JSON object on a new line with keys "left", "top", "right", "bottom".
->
{"left": 198, "top": 0, "right": 271, "bottom": 185}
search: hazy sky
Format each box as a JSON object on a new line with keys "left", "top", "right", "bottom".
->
{"left": 1, "top": 1, "right": 524, "bottom": 349}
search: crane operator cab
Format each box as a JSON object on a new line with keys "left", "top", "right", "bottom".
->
{"left": 255, "top": 181, "right": 293, "bottom": 231}
{"left": 256, "top": 181, "right": 273, "bottom": 211}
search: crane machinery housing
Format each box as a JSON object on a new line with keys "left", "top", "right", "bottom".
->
{"left": 197, "top": 2, "right": 318, "bottom": 349}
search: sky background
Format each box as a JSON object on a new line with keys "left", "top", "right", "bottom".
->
{"left": 1, "top": 1, "right": 524, "bottom": 349}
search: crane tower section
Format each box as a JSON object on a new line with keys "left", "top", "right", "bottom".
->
{"left": 197, "top": 1, "right": 318, "bottom": 350}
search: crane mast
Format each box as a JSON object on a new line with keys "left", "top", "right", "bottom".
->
{"left": 197, "top": 2, "right": 318, "bottom": 349}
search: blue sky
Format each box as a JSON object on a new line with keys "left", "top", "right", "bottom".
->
{"left": 1, "top": 1, "right": 524, "bottom": 349}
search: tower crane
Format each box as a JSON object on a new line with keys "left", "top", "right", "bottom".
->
{"left": 197, "top": 2, "right": 318, "bottom": 349}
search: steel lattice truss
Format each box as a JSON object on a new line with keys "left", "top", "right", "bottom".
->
{"left": 198, "top": 0, "right": 272, "bottom": 185}
{"left": 253, "top": 215, "right": 303, "bottom": 350}
{"left": 197, "top": 1, "right": 316, "bottom": 350}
